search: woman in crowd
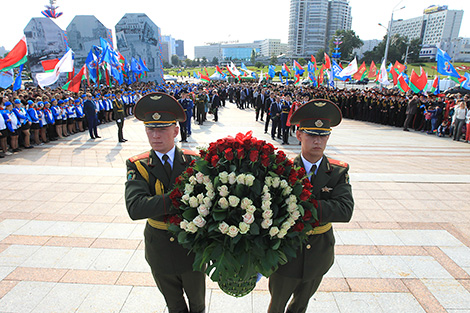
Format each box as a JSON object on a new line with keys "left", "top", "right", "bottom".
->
{"left": 13, "top": 98, "right": 33, "bottom": 149}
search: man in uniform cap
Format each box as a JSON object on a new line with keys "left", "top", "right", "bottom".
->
{"left": 268, "top": 99, "right": 354, "bottom": 313}
{"left": 125, "top": 92, "right": 206, "bottom": 313}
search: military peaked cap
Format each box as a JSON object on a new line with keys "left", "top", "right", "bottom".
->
{"left": 289, "top": 99, "right": 342, "bottom": 136}
{"left": 134, "top": 92, "right": 186, "bottom": 128}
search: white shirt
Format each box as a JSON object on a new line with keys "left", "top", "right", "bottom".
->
{"left": 301, "top": 155, "right": 323, "bottom": 177}
{"left": 154, "top": 146, "right": 176, "bottom": 168}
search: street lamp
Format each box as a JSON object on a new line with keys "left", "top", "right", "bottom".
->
{"left": 382, "top": 5, "right": 405, "bottom": 67}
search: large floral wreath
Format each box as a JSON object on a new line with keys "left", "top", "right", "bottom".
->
{"left": 168, "top": 131, "right": 319, "bottom": 296}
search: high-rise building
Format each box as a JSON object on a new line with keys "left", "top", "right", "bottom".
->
{"left": 66, "top": 15, "right": 111, "bottom": 69}
{"left": 175, "top": 40, "right": 185, "bottom": 59}
{"left": 288, "top": 0, "right": 351, "bottom": 59}
{"left": 390, "top": 5, "right": 463, "bottom": 59}
{"left": 260, "top": 39, "right": 288, "bottom": 57}
{"left": 23, "top": 17, "right": 68, "bottom": 74}
{"left": 115, "top": 13, "right": 164, "bottom": 84}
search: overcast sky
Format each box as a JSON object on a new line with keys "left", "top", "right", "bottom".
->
{"left": 1, "top": 0, "right": 469, "bottom": 59}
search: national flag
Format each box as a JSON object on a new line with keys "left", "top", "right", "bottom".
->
{"left": 397, "top": 73, "right": 410, "bottom": 92}
{"left": 461, "top": 72, "right": 470, "bottom": 90}
{"left": 293, "top": 60, "right": 304, "bottom": 75}
{"left": 283, "top": 63, "right": 291, "bottom": 75}
{"left": 311, "top": 55, "right": 317, "bottom": 71}
{"left": 378, "top": 62, "right": 389, "bottom": 85}
{"left": 0, "top": 70, "right": 14, "bottom": 88}
{"left": 227, "top": 62, "right": 241, "bottom": 78}
{"left": 139, "top": 58, "right": 149, "bottom": 72}
{"left": 436, "top": 48, "right": 460, "bottom": 78}
{"left": 338, "top": 57, "right": 358, "bottom": 78}
{"left": 394, "top": 61, "right": 406, "bottom": 73}
{"left": 318, "top": 65, "right": 325, "bottom": 84}
{"left": 281, "top": 64, "right": 289, "bottom": 77}
{"left": 62, "top": 65, "right": 86, "bottom": 92}
{"left": 353, "top": 61, "right": 367, "bottom": 81}
{"left": 36, "top": 49, "right": 74, "bottom": 88}
{"left": 13, "top": 64, "right": 24, "bottom": 91}
{"left": 389, "top": 67, "right": 399, "bottom": 86}
{"left": 216, "top": 65, "right": 224, "bottom": 75}
{"left": 449, "top": 74, "right": 466, "bottom": 85}
{"left": 332, "top": 60, "right": 348, "bottom": 81}
{"left": 41, "top": 59, "right": 60, "bottom": 73}
{"left": 368, "top": 61, "right": 377, "bottom": 79}
{"left": 324, "top": 53, "right": 331, "bottom": 69}
{"left": 131, "top": 58, "right": 143, "bottom": 74}
{"left": 268, "top": 65, "right": 276, "bottom": 78}
{"left": 0, "top": 37, "right": 28, "bottom": 72}
{"left": 409, "top": 68, "right": 427, "bottom": 93}
{"left": 199, "top": 71, "right": 210, "bottom": 82}
{"left": 430, "top": 76, "right": 440, "bottom": 94}
{"left": 308, "top": 72, "right": 317, "bottom": 86}
{"left": 279, "top": 73, "right": 284, "bottom": 84}
{"left": 265, "top": 73, "right": 269, "bottom": 81}
{"left": 294, "top": 74, "right": 301, "bottom": 86}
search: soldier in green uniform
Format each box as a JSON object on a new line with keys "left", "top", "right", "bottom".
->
{"left": 125, "top": 92, "right": 206, "bottom": 313}
{"left": 267, "top": 99, "right": 354, "bottom": 313}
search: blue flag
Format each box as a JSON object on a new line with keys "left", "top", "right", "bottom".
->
{"left": 281, "top": 66, "right": 288, "bottom": 77}
{"left": 436, "top": 49, "right": 460, "bottom": 78}
{"left": 13, "top": 64, "right": 24, "bottom": 91}
{"left": 139, "top": 58, "right": 149, "bottom": 72}
{"left": 131, "top": 58, "right": 144, "bottom": 74}
{"left": 279, "top": 73, "right": 283, "bottom": 84}
{"left": 241, "top": 63, "right": 248, "bottom": 72}
{"left": 268, "top": 65, "right": 276, "bottom": 78}
{"left": 307, "top": 61, "right": 315, "bottom": 74}
{"left": 332, "top": 60, "right": 348, "bottom": 81}
{"left": 462, "top": 72, "right": 470, "bottom": 90}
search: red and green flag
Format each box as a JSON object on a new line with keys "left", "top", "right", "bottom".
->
{"left": 62, "top": 65, "right": 86, "bottom": 93}
{"left": 353, "top": 62, "right": 367, "bottom": 80}
{"left": 216, "top": 65, "right": 224, "bottom": 75}
{"left": 430, "top": 76, "right": 440, "bottom": 94}
{"left": 368, "top": 61, "right": 377, "bottom": 79}
{"left": 394, "top": 61, "right": 406, "bottom": 73}
{"left": 398, "top": 73, "right": 410, "bottom": 92}
{"left": 409, "top": 68, "right": 427, "bottom": 93}
{"left": 311, "top": 55, "right": 317, "bottom": 71}
{"left": 323, "top": 53, "right": 331, "bottom": 69}
{"left": 283, "top": 63, "right": 291, "bottom": 75}
{"left": 294, "top": 74, "right": 301, "bottom": 86}
{"left": 389, "top": 67, "right": 400, "bottom": 86}
{"left": 199, "top": 72, "right": 210, "bottom": 82}
{"left": 0, "top": 37, "right": 28, "bottom": 72}
{"left": 41, "top": 59, "right": 59, "bottom": 73}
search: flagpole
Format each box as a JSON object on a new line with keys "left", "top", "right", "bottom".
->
{"left": 382, "top": 5, "right": 405, "bottom": 69}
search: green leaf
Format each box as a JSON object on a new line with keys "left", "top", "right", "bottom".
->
{"left": 234, "top": 184, "right": 245, "bottom": 198}
{"left": 213, "top": 176, "right": 220, "bottom": 189}
{"left": 292, "top": 183, "right": 303, "bottom": 197}
{"left": 249, "top": 223, "right": 260, "bottom": 235}
{"left": 252, "top": 179, "right": 262, "bottom": 196}
{"left": 271, "top": 239, "right": 281, "bottom": 250}
{"left": 229, "top": 164, "right": 237, "bottom": 173}
{"left": 182, "top": 209, "right": 198, "bottom": 221}
{"left": 213, "top": 211, "right": 227, "bottom": 221}
{"left": 177, "top": 231, "right": 188, "bottom": 244}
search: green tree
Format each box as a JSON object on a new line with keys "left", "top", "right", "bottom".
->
{"left": 297, "top": 58, "right": 307, "bottom": 66}
{"left": 171, "top": 55, "right": 180, "bottom": 67}
{"left": 269, "top": 55, "right": 277, "bottom": 65}
{"left": 328, "top": 30, "right": 363, "bottom": 61}
{"left": 201, "top": 57, "right": 207, "bottom": 66}
{"left": 360, "top": 34, "right": 409, "bottom": 65}
{"left": 212, "top": 57, "right": 219, "bottom": 65}
{"left": 251, "top": 49, "right": 257, "bottom": 64}
{"left": 255, "top": 61, "right": 264, "bottom": 68}
{"left": 162, "top": 60, "right": 171, "bottom": 68}
{"left": 406, "top": 38, "right": 422, "bottom": 64}
{"left": 316, "top": 48, "right": 326, "bottom": 64}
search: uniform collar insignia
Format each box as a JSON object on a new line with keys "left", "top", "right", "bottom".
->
{"left": 321, "top": 186, "right": 333, "bottom": 193}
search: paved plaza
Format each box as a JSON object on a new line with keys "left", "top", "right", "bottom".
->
{"left": 0, "top": 101, "right": 469, "bottom": 312}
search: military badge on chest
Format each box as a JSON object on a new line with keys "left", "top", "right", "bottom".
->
{"left": 127, "top": 170, "right": 136, "bottom": 181}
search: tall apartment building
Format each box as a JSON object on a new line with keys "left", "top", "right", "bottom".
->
{"left": 260, "top": 39, "right": 288, "bottom": 57}
{"left": 175, "top": 40, "right": 185, "bottom": 59}
{"left": 288, "top": 0, "right": 352, "bottom": 59}
{"left": 390, "top": 5, "right": 463, "bottom": 59}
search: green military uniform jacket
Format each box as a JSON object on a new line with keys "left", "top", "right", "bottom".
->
{"left": 125, "top": 147, "right": 198, "bottom": 275}
{"left": 113, "top": 99, "right": 125, "bottom": 121}
{"left": 274, "top": 155, "right": 354, "bottom": 280}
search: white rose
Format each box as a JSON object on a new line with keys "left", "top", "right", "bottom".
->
{"left": 245, "top": 174, "right": 255, "bottom": 186}
{"left": 203, "top": 176, "right": 211, "bottom": 185}
{"left": 184, "top": 184, "right": 194, "bottom": 195}
{"left": 197, "top": 205, "right": 210, "bottom": 217}
{"left": 281, "top": 221, "right": 291, "bottom": 230}
{"left": 287, "top": 202, "right": 298, "bottom": 213}
{"left": 180, "top": 220, "right": 189, "bottom": 230}
{"left": 289, "top": 195, "right": 297, "bottom": 203}
{"left": 277, "top": 229, "right": 288, "bottom": 238}
{"left": 228, "top": 195, "right": 240, "bottom": 207}
{"left": 240, "top": 198, "right": 252, "bottom": 210}
{"left": 189, "top": 196, "right": 199, "bottom": 208}
{"left": 265, "top": 177, "right": 273, "bottom": 187}
{"left": 290, "top": 210, "right": 301, "bottom": 220}
{"left": 218, "top": 197, "right": 229, "bottom": 209}
{"left": 282, "top": 186, "right": 293, "bottom": 196}
{"left": 272, "top": 177, "right": 280, "bottom": 188}
{"left": 193, "top": 215, "right": 206, "bottom": 228}
{"left": 261, "top": 200, "right": 271, "bottom": 211}
{"left": 186, "top": 222, "right": 198, "bottom": 233}
{"left": 195, "top": 172, "right": 205, "bottom": 184}
{"left": 246, "top": 205, "right": 257, "bottom": 214}
{"left": 262, "top": 210, "right": 273, "bottom": 219}
{"left": 189, "top": 176, "right": 197, "bottom": 185}
{"left": 203, "top": 197, "right": 212, "bottom": 207}
{"left": 196, "top": 193, "right": 204, "bottom": 204}
{"left": 236, "top": 174, "right": 246, "bottom": 185}
{"left": 205, "top": 182, "right": 214, "bottom": 192}
{"left": 280, "top": 180, "right": 289, "bottom": 189}
{"left": 287, "top": 217, "right": 296, "bottom": 227}
{"left": 181, "top": 194, "right": 190, "bottom": 204}
{"left": 269, "top": 226, "right": 280, "bottom": 237}
{"left": 228, "top": 172, "right": 237, "bottom": 185}
{"left": 218, "top": 185, "right": 230, "bottom": 197}
{"left": 242, "top": 213, "right": 255, "bottom": 224}
{"left": 262, "top": 185, "right": 270, "bottom": 193}
{"left": 219, "top": 171, "right": 229, "bottom": 184}
{"left": 227, "top": 225, "right": 239, "bottom": 238}
{"left": 261, "top": 219, "right": 273, "bottom": 229}
{"left": 239, "top": 222, "right": 250, "bottom": 234}
{"left": 206, "top": 189, "right": 215, "bottom": 200}
{"left": 262, "top": 192, "right": 272, "bottom": 201}
{"left": 218, "top": 222, "right": 229, "bottom": 234}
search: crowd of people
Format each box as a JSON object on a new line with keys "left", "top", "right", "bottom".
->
{"left": 1, "top": 80, "right": 469, "bottom": 159}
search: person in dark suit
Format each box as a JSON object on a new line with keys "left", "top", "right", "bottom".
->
{"left": 125, "top": 92, "right": 206, "bottom": 313}
{"left": 112, "top": 93, "right": 126, "bottom": 143}
{"left": 83, "top": 93, "right": 100, "bottom": 140}
{"left": 211, "top": 89, "right": 221, "bottom": 122}
{"left": 264, "top": 93, "right": 274, "bottom": 134}
{"left": 270, "top": 96, "right": 282, "bottom": 140}
{"left": 255, "top": 89, "right": 265, "bottom": 122}
{"left": 268, "top": 99, "right": 354, "bottom": 313}
{"left": 403, "top": 95, "right": 419, "bottom": 131}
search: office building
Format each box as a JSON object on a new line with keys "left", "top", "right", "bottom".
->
{"left": 288, "top": 0, "right": 352, "bottom": 59}
{"left": 115, "top": 13, "right": 164, "bottom": 84}
{"left": 260, "top": 39, "right": 288, "bottom": 57}
{"left": 175, "top": 40, "right": 185, "bottom": 59}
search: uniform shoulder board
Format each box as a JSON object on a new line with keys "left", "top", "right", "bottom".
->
{"left": 328, "top": 158, "right": 348, "bottom": 168}
{"left": 182, "top": 149, "right": 200, "bottom": 157}
{"left": 128, "top": 151, "right": 150, "bottom": 163}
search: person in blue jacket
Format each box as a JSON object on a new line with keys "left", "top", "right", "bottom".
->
{"left": 13, "top": 99, "right": 33, "bottom": 149}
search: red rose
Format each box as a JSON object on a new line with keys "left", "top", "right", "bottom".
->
{"left": 169, "top": 188, "right": 182, "bottom": 200}
{"left": 261, "top": 144, "right": 274, "bottom": 155}
{"left": 310, "top": 198, "right": 318, "bottom": 208}
{"left": 292, "top": 222, "right": 305, "bottom": 232}
{"left": 175, "top": 176, "right": 184, "bottom": 185}
{"left": 311, "top": 220, "right": 320, "bottom": 228}
{"left": 285, "top": 159, "right": 293, "bottom": 167}
{"left": 208, "top": 143, "right": 217, "bottom": 153}
{"left": 275, "top": 165, "right": 285, "bottom": 175}
{"left": 224, "top": 148, "right": 234, "bottom": 161}
{"left": 302, "top": 180, "right": 313, "bottom": 190}
{"left": 199, "top": 150, "right": 207, "bottom": 158}
{"left": 275, "top": 151, "right": 286, "bottom": 164}
{"left": 302, "top": 210, "right": 312, "bottom": 221}
{"left": 288, "top": 174, "right": 298, "bottom": 185}
{"left": 216, "top": 139, "right": 226, "bottom": 152}
{"left": 211, "top": 155, "right": 219, "bottom": 167}
{"left": 186, "top": 167, "right": 194, "bottom": 175}
{"left": 169, "top": 215, "right": 182, "bottom": 225}
{"left": 249, "top": 150, "right": 259, "bottom": 162}
{"left": 297, "top": 167, "right": 306, "bottom": 178}
{"left": 190, "top": 159, "right": 196, "bottom": 166}
{"left": 236, "top": 148, "right": 245, "bottom": 159}
{"left": 299, "top": 189, "right": 312, "bottom": 201}
{"left": 260, "top": 154, "right": 270, "bottom": 167}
